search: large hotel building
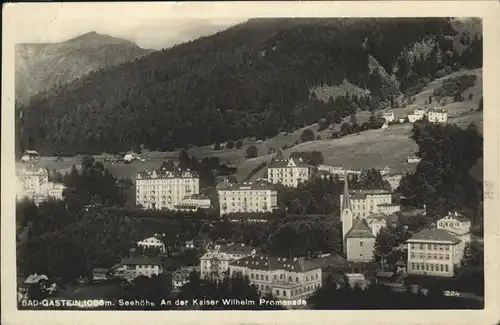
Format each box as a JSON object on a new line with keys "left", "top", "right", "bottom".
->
{"left": 217, "top": 182, "right": 278, "bottom": 215}
{"left": 136, "top": 168, "right": 200, "bottom": 210}
{"left": 16, "top": 168, "right": 65, "bottom": 204}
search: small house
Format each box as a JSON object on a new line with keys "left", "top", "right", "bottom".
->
{"left": 21, "top": 150, "right": 40, "bottom": 163}
{"left": 92, "top": 268, "right": 110, "bottom": 282}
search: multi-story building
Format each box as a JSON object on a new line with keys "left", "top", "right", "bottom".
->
{"left": 119, "top": 256, "right": 164, "bottom": 280}
{"left": 408, "top": 108, "right": 427, "bottom": 123}
{"left": 405, "top": 228, "right": 463, "bottom": 277}
{"left": 340, "top": 189, "right": 396, "bottom": 219}
{"left": 136, "top": 168, "right": 199, "bottom": 210}
{"left": 383, "top": 110, "right": 395, "bottom": 123}
{"left": 427, "top": 107, "right": 448, "bottom": 123}
{"left": 16, "top": 168, "right": 65, "bottom": 204}
{"left": 366, "top": 213, "right": 387, "bottom": 237}
{"left": 344, "top": 218, "right": 376, "bottom": 262}
{"left": 172, "top": 266, "right": 200, "bottom": 291}
{"left": 229, "top": 255, "right": 328, "bottom": 303}
{"left": 173, "top": 194, "right": 211, "bottom": 211}
{"left": 137, "top": 236, "right": 166, "bottom": 254}
{"left": 217, "top": 182, "right": 278, "bottom": 215}
{"left": 436, "top": 211, "right": 472, "bottom": 261}
{"left": 200, "top": 243, "right": 256, "bottom": 281}
{"left": 317, "top": 165, "right": 361, "bottom": 180}
{"left": 267, "top": 158, "right": 313, "bottom": 187}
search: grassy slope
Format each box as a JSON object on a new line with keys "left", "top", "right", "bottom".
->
{"left": 19, "top": 69, "right": 483, "bottom": 183}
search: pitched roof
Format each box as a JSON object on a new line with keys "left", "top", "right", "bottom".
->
{"left": 438, "top": 212, "right": 471, "bottom": 223}
{"left": 217, "top": 182, "right": 275, "bottom": 191}
{"left": 342, "top": 169, "right": 351, "bottom": 210}
{"left": 268, "top": 157, "right": 311, "bottom": 169}
{"left": 406, "top": 228, "right": 460, "bottom": 244}
{"left": 24, "top": 150, "right": 40, "bottom": 155}
{"left": 219, "top": 244, "right": 255, "bottom": 255}
{"left": 229, "top": 254, "right": 344, "bottom": 272}
{"left": 137, "top": 169, "right": 199, "bottom": 179}
{"left": 345, "top": 218, "right": 375, "bottom": 239}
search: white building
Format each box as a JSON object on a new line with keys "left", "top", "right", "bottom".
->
{"left": 340, "top": 189, "right": 397, "bottom": 219}
{"left": 21, "top": 150, "right": 40, "bottom": 163}
{"left": 407, "top": 155, "right": 422, "bottom": 164}
{"left": 405, "top": 228, "right": 464, "bottom": 277}
{"left": 366, "top": 213, "right": 388, "bottom": 237}
{"left": 136, "top": 168, "right": 199, "bottom": 210}
{"left": 383, "top": 110, "right": 395, "bottom": 123}
{"left": 137, "top": 236, "right": 166, "bottom": 254}
{"left": 119, "top": 257, "right": 164, "bottom": 280}
{"left": 436, "top": 211, "right": 472, "bottom": 257}
{"left": 172, "top": 266, "right": 200, "bottom": 291}
{"left": 173, "top": 194, "right": 211, "bottom": 211}
{"left": 229, "top": 255, "right": 330, "bottom": 304}
{"left": 200, "top": 243, "right": 256, "bottom": 281}
{"left": 427, "top": 107, "right": 448, "bottom": 123}
{"left": 408, "top": 108, "right": 427, "bottom": 123}
{"left": 16, "top": 168, "right": 65, "bottom": 204}
{"left": 267, "top": 158, "right": 313, "bottom": 187}
{"left": 317, "top": 165, "right": 361, "bottom": 180}
{"left": 218, "top": 182, "right": 278, "bottom": 216}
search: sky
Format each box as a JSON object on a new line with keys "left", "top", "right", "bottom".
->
{"left": 8, "top": 3, "right": 248, "bottom": 50}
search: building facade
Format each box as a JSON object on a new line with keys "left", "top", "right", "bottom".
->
{"left": 345, "top": 219, "right": 376, "bottom": 262}
{"left": 267, "top": 158, "right": 313, "bottom": 187}
{"left": 340, "top": 189, "right": 395, "bottom": 219}
{"left": 427, "top": 107, "right": 448, "bottom": 123}
{"left": 173, "top": 194, "right": 211, "bottom": 211}
{"left": 318, "top": 165, "right": 362, "bottom": 180}
{"left": 218, "top": 182, "right": 278, "bottom": 215}
{"left": 405, "top": 228, "right": 464, "bottom": 277}
{"left": 16, "top": 168, "right": 65, "bottom": 204}
{"left": 408, "top": 108, "right": 426, "bottom": 123}
{"left": 136, "top": 168, "right": 199, "bottom": 210}
{"left": 383, "top": 110, "right": 395, "bottom": 123}
{"left": 119, "top": 257, "right": 164, "bottom": 280}
{"left": 229, "top": 255, "right": 326, "bottom": 303}
{"left": 200, "top": 243, "right": 256, "bottom": 280}
{"left": 137, "top": 236, "right": 166, "bottom": 254}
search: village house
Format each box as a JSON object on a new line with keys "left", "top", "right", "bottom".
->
{"left": 200, "top": 243, "right": 256, "bottom": 281}
{"left": 16, "top": 168, "right": 65, "bottom": 204}
{"left": 407, "top": 155, "right": 422, "bottom": 164}
{"left": 172, "top": 266, "right": 200, "bottom": 291}
{"left": 228, "top": 254, "right": 336, "bottom": 303}
{"left": 173, "top": 194, "right": 211, "bottom": 211}
{"left": 137, "top": 235, "right": 166, "bottom": 254}
{"left": 383, "top": 110, "right": 395, "bottom": 123}
{"left": 119, "top": 256, "right": 164, "bottom": 280}
{"left": 267, "top": 157, "right": 314, "bottom": 187}
{"left": 408, "top": 108, "right": 427, "bottom": 123}
{"left": 427, "top": 107, "right": 448, "bottom": 123}
{"left": 135, "top": 168, "right": 199, "bottom": 210}
{"left": 340, "top": 188, "right": 397, "bottom": 219}
{"left": 217, "top": 182, "right": 278, "bottom": 216}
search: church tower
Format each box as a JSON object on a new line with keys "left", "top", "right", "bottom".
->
{"left": 341, "top": 169, "right": 354, "bottom": 253}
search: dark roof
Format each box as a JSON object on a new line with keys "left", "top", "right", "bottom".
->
{"left": 438, "top": 212, "right": 471, "bottom": 223}
{"left": 268, "top": 158, "right": 311, "bottom": 169}
{"left": 342, "top": 169, "right": 351, "bottom": 210}
{"left": 137, "top": 169, "right": 199, "bottom": 179}
{"left": 345, "top": 218, "right": 375, "bottom": 239}
{"left": 121, "top": 256, "right": 162, "bottom": 266}
{"left": 429, "top": 107, "right": 447, "bottom": 113}
{"left": 229, "top": 254, "right": 343, "bottom": 272}
{"left": 406, "top": 228, "right": 460, "bottom": 244}
{"left": 385, "top": 213, "right": 400, "bottom": 224}
{"left": 219, "top": 244, "right": 255, "bottom": 255}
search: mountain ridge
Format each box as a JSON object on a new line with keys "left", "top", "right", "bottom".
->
{"left": 15, "top": 31, "right": 154, "bottom": 104}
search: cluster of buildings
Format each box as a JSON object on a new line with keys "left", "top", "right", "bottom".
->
{"left": 407, "top": 107, "right": 448, "bottom": 123}
{"left": 16, "top": 167, "right": 65, "bottom": 204}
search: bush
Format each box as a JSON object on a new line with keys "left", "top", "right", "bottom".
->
{"left": 235, "top": 140, "right": 243, "bottom": 149}
{"left": 300, "top": 129, "right": 315, "bottom": 143}
{"left": 246, "top": 145, "right": 258, "bottom": 158}
{"left": 226, "top": 141, "right": 235, "bottom": 149}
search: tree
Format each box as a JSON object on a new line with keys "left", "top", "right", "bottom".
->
{"left": 161, "top": 159, "right": 175, "bottom": 171}
{"left": 214, "top": 143, "right": 221, "bottom": 151}
{"left": 179, "top": 150, "right": 190, "bottom": 169}
{"left": 246, "top": 145, "right": 258, "bottom": 158}
{"left": 300, "top": 129, "right": 315, "bottom": 143}
{"left": 226, "top": 141, "right": 235, "bottom": 149}
{"left": 340, "top": 123, "right": 352, "bottom": 136}
{"left": 235, "top": 140, "right": 243, "bottom": 149}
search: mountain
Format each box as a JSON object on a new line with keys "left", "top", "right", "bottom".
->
{"left": 16, "top": 18, "right": 482, "bottom": 156}
{"left": 15, "top": 31, "right": 153, "bottom": 104}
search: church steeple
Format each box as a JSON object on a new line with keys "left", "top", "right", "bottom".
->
{"left": 342, "top": 168, "right": 351, "bottom": 211}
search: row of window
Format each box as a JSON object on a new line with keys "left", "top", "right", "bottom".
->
{"left": 273, "top": 284, "right": 320, "bottom": 298}
{"left": 439, "top": 222, "right": 462, "bottom": 228}
{"left": 409, "top": 262, "right": 450, "bottom": 273}
{"left": 411, "top": 244, "right": 451, "bottom": 251}
{"left": 410, "top": 253, "right": 451, "bottom": 260}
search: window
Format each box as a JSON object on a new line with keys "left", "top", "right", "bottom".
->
{"left": 445, "top": 265, "right": 449, "bottom": 272}
{"left": 427, "top": 244, "right": 432, "bottom": 250}
{"left": 411, "top": 263, "right": 415, "bottom": 270}
{"left": 416, "top": 264, "right": 420, "bottom": 270}
{"left": 288, "top": 276, "right": 292, "bottom": 282}
{"left": 360, "top": 241, "right": 363, "bottom": 247}
{"left": 251, "top": 274, "right": 254, "bottom": 279}
{"left": 430, "top": 264, "right": 434, "bottom": 272}
{"left": 440, "top": 264, "right": 444, "bottom": 272}
{"left": 425, "top": 264, "right": 429, "bottom": 271}
{"left": 283, "top": 290, "right": 286, "bottom": 297}
{"left": 266, "top": 275, "right": 269, "bottom": 281}
{"left": 296, "top": 277, "right": 299, "bottom": 282}
{"left": 273, "top": 275, "right": 277, "bottom": 280}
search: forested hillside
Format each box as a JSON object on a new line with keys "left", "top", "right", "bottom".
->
{"left": 15, "top": 32, "right": 153, "bottom": 105}
{"left": 17, "top": 18, "right": 482, "bottom": 156}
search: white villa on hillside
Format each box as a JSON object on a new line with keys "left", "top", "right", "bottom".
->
{"left": 408, "top": 108, "right": 427, "bottom": 123}
{"left": 200, "top": 243, "right": 256, "bottom": 281}
{"left": 217, "top": 182, "right": 278, "bottom": 215}
{"left": 383, "top": 110, "right": 395, "bottom": 123}
{"left": 267, "top": 157, "right": 314, "bottom": 187}
{"left": 137, "top": 235, "right": 166, "bottom": 254}
{"left": 427, "top": 107, "right": 448, "bottom": 123}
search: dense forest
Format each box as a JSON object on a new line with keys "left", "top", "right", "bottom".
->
{"left": 16, "top": 18, "right": 482, "bottom": 156}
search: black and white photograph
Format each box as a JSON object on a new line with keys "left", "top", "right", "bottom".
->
{"left": 2, "top": 1, "right": 499, "bottom": 324}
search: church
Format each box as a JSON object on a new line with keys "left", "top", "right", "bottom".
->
{"left": 340, "top": 171, "right": 388, "bottom": 262}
